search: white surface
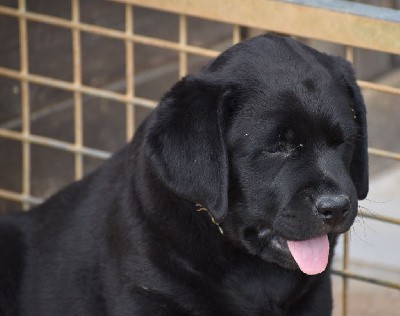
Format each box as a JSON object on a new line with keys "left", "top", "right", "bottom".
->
{"left": 335, "top": 167, "right": 400, "bottom": 272}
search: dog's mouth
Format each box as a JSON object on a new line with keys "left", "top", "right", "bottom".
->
{"left": 242, "top": 226, "right": 330, "bottom": 275}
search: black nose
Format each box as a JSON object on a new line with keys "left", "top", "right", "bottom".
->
{"left": 316, "top": 195, "right": 350, "bottom": 225}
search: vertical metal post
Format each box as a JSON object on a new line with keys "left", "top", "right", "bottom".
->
{"left": 125, "top": 4, "right": 135, "bottom": 141}
{"left": 342, "top": 45, "right": 354, "bottom": 316}
{"left": 232, "top": 25, "right": 241, "bottom": 44}
{"left": 18, "top": 0, "right": 31, "bottom": 210}
{"left": 72, "top": 0, "right": 83, "bottom": 179}
{"left": 179, "top": 14, "right": 187, "bottom": 78}
{"left": 342, "top": 231, "right": 349, "bottom": 316}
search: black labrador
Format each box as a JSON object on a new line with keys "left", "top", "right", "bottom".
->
{"left": 0, "top": 34, "right": 368, "bottom": 315}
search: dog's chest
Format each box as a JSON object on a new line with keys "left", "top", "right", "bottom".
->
{"left": 214, "top": 266, "right": 303, "bottom": 315}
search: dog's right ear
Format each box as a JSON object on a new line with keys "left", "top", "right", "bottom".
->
{"left": 145, "top": 76, "right": 232, "bottom": 223}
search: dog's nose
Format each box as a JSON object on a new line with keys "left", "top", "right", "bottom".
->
{"left": 316, "top": 195, "right": 350, "bottom": 225}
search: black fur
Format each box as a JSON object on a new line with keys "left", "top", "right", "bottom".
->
{"left": 0, "top": 34, "right": 368, "bottom": 315}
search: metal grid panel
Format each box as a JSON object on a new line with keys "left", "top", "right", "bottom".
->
{"left": 0, "top": 0, "right": 399, "bottom": 315}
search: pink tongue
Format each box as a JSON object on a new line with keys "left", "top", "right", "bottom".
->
{"left": 287, "top": 235, "right": 329, "bottom": 275}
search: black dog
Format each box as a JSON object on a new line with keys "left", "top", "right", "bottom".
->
{"left": 0, "top": 34, "right": 368, "bottom": 315}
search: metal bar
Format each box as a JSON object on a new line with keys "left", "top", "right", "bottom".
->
{"left": 358, "top": 80, "right": 400, "bottom": 97}
{"left": 358, "top": 210, "right": 400, "bottom": 226}
{"left": 18, "top": 0, "right": 30, "bottom": 211}
{"left": 179, "top": 14, "right": 188, "bottom": 78}
{"left": 281, "top": 0, "right": 400, "bottom": 22}
{"left": 72, "top": 0, "right": 83, "bottom": 179}
{"left": 0, "top": 128, "right": 111, "bottom": 159}
{"left": 0, "top": 188, "right": 43, "bottom": 205}
{"left": 232, "top": 25, "right": 241, "bottom": 44}
{"left": 341, "top": 46, "right": 354, "bottom": 316}
{"left": 0, "top": 66, "right": 158, "bottom": 108}
{"left": 332, "top": 270, "right": 400, "bottom": 291}
{"left": 125, "top": 4, "right": 135, "bottom": 141}
{"left": 342, "top": 231, "right": 349, "bottom": 316}
{"left": 0, "top": 5, "right": 219, "bottom": 58}
{"left": 368, "top": 147, "right": 400, "bottom": 161}
{"left": 110, "top": 0, "right": 400, "bottom": 55}
{"left": 345, "top": 46, "right": 354, "bottom": 64}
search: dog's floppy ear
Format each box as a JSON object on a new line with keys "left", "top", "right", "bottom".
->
{"left": 145, "top": 76, "right": 230, "bottom": 222}
{"left": 337, "top": 59, "right": 369, "bottom": 199}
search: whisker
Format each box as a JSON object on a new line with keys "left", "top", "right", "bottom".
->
{"left": 356, "top": 206, "right": 380, "bottom": 235}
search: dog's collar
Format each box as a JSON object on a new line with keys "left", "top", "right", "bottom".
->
{"left": 196, "top": 203, "right": 224, "bottom": 235}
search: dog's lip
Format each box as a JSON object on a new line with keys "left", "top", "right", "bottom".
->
{"left": 255, "top": 227, "right": 291, "bottom": 255}
{"left": 270, "top": 235, "right": 291, "bottom": 254}
{"left": 251, "top": 225, "right": 333, "bottom": 258}
{"left": 261, "top": 230, "right": 331, "bottom": 256}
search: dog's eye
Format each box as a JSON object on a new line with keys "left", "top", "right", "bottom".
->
{"left": 263, "top": 141, "right": 303, "bottom": 156}
{"left": 260, "top": 130, "right": 303, "bottom": 157}
{"left": 328, "top": 127, "right": 346, "bottom": 147}
{"left": 262, "top": 141, "right": 285, "bottom": 154}
{"left": 329, "top": 136, "right": 345, "bottom": 147}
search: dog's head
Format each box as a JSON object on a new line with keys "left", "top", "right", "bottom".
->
{"left": 145, "top": 35, "right": 368, "bottom": 275}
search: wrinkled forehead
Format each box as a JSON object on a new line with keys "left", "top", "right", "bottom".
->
{"left": 227, "top": 79, "right": 357, "bottom": 145}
